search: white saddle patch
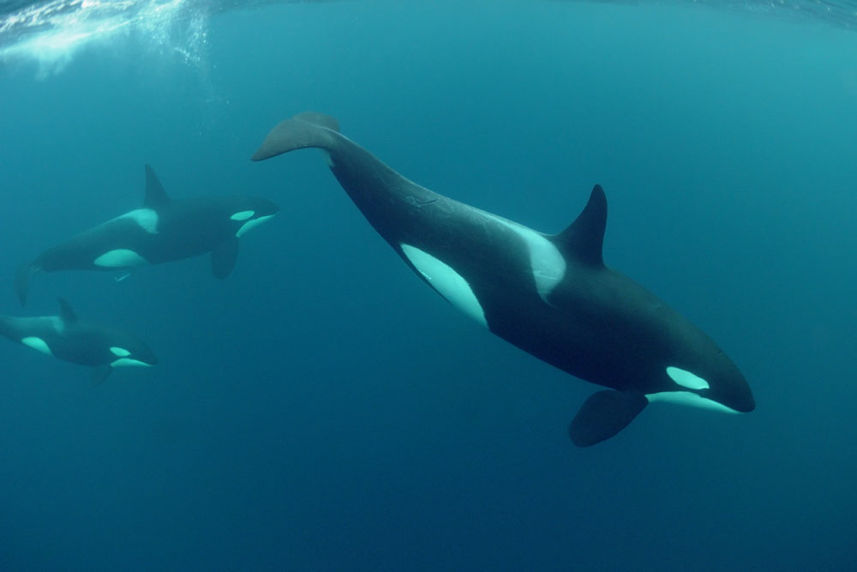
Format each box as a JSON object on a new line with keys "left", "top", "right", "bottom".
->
{"left": 118, "top": 208, "right": 159, "bottom": 234}
{"left": 45, "top": 316, "right": 64, "bottom": 333}
{"left": 666, "top": 366, "right": 710, "bottom": 390}
{"left": 94, "top": 249, "right": 149, "bottom": 268}
{"left": 482, "top": 212, "right": 566, "bottom": 302}
{"left": 21, "top": 336, "right": 53, "bottom": 356}
{"left": 236, "top": 214, "right": 275, "bottom": 238}
{"left": 645, "top": 391, "right": 739, "bottom": 414}
{"left": 401, "top": 243, "right": 487, "bottom": 327}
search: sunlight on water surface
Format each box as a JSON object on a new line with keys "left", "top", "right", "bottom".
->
{"left": 0, "top": 0, "right": 207, "bottom": 76}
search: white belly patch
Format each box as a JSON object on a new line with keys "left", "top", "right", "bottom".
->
{"left": 21, "top": 336, "right": 53, "bottom": 356}
{"left": 110, "top": 357, "right": 151, "bottom": 368}
{"left": 94, "top": 249, "right": 149, "bottom": 268}
{"left": 666, "top": 366, "right": 710, "bottom": 390}
{"left": 401, "top": 243, "right": 487, "bottom": 327}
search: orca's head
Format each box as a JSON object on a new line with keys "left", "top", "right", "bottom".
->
{"left": 646, "top": 343, "right": 755, "bottom": 415}
{"left": 106, "top": 338, "right": 158, "bottom": 369}
{"left": 227, "top": 198, "right": 280, "bottom": 238}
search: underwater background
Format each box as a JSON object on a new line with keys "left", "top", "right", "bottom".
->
{"left": 1, "top": 1, "right": 856, "bottom": 570}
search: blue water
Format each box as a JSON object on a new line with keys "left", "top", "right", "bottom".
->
{"left": 1, "top": 1, "right": 856, "bottom": 570}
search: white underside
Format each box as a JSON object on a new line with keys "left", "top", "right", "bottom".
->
{"left": 21, "top": 336, "right": 53, "bottom": 356}
{"left": 94, "top": 249, "right": 149, "bottom": 268}
{"left": 110, "top": 357, "right": 152, "bottom": 368}
{"left": 236, "top": 214, "right": 275, "bottom": 238}
{"left": 645, "top": 391, "right": 740, "bottom": 414}
{"left": 401, "top": 243, "right": 487, "bottom": 327}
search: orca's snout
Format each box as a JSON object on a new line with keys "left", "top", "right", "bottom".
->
{"left": 734, "top": 388, "right": 755, "bottom": 413}
{"left": 258, "top": 198, "right": 280, "bottom": 217}
{"left": 722, "top": 375, "right": 755, "bottom": 413}
{"left": 137, "top": 345, "right": 158, "bottom": 367}
{"left": 268, "top": 204, "right": 281, "bottom": 216}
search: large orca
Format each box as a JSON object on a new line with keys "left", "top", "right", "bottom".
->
{"left": 252, "top": 112, "right": 755, "bottom": 446}
{"left": 0, "top": 298, "right": 157, "bottom": 384}
{"left": 16, "top": 165, "right": 279, "bottom": 304}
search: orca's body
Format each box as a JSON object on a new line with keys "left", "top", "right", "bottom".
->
{"left": 16, "top": 165, "right": 279, "bottom": 304}
{"left": 0, "top": 299, "right": 157, "bottom": 384}
{"left": 252, "top": 112, "right": 755, "bottom": 446}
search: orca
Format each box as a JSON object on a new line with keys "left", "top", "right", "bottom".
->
{"left": 251, "top": 112, "right": 755, "bottom": 446}
{"left": 16, "top": 165, "right": 279, "bottom": 304}
{"left": 0, "top": 298, "right": 157, "bottom": 384}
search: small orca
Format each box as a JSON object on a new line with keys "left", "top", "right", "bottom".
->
{"left": 0, "top": 298, "right": 157, "bottom": 384}
{"left": 16, "top": 165, "right": 279, "bottom": 304}
{"left": 252, "top": 112, "right": 755, "bottom": 446}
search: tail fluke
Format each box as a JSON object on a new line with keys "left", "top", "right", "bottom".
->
{"left": 251, "top": 111, "right": 341, "bottom": 161}
{"left": 15, "top": 264, "right": 37, "bottom": 306}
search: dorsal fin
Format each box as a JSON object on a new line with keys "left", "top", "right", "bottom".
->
{"left": 57, "top": 298, "right": 77, "bottom": 324}
{"left": 144, "top": 164, "right": 170, "bottom": 209}
{"left": 553, "top": 185, "right": 607, "bottom": 266}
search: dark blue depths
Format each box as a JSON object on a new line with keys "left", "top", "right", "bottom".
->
{"left": 0, "top": 2, "right": 855, "bottom": 570}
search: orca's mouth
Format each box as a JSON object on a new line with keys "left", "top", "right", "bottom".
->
{"left": 728, "top": 392, "right": 755, "bottom": 413}
{"left": 709, "top": 382, "right": 755, "bottom": 414}
{"left": 712, "top": 390, "right": 756, "bottom": 414}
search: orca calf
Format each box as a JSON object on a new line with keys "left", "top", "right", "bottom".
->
{"left": 16, "top": 165, "right": 279, "bottom": 304}
{"left": 252, "top": 112, "right": 755, "bottom": 446}
{"left": 0, "top": 299, "right": 157, "bottom": 384}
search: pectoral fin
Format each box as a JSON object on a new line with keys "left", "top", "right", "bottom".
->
{"left": 91, "top": 366, "right": 112, "bottom": 386}
{"left": 569, "top": 390, "right": 648, "bottom": 447}
{"left": 211, "top": 238, "right": 239, "bottom": 279}
{"left": 15, "top": 264, "right": 36, "bottom": 306}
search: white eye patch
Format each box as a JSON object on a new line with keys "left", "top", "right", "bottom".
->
{"left": 230, "top": 210, "right": 255, "bottom": 221}
{"left": 666, "top": 366, "right": 710, "bottom": 390}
